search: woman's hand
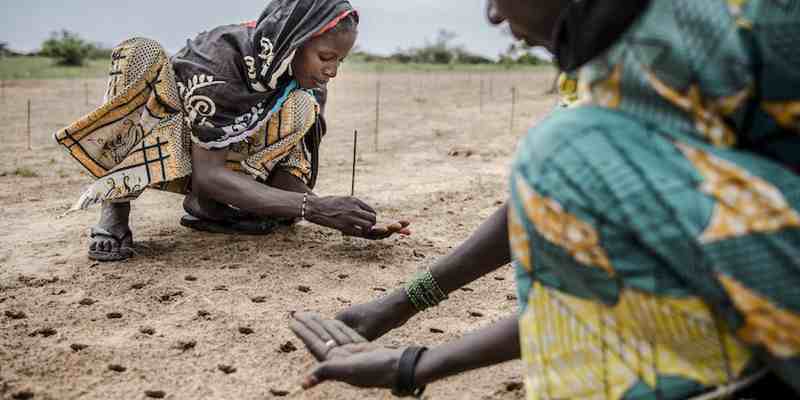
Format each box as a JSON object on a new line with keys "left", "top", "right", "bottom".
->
{"left": 305, "top": 196, "right": 410, "bottom": 239}
{"left": 290, "top": 313, "right": 405, "bottom": 389}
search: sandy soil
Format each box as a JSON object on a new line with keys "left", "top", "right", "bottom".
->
{"left": 0, "top": 67, "right": 559, "bottom": 400}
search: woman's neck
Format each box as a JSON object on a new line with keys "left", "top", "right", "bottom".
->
{"left": 553, "top": 0, "right": 652, "bottom": 72}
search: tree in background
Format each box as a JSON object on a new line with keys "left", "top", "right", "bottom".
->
{"left": 498, "top": 42, "right": 551, "bottom": 66}
{"left": 40, "top": 30, "right": 94, "bottom": 66}
{"left": 0, "top": 42, "right": 8, "bottom": 57}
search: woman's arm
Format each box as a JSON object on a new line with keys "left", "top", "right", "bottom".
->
{"left": 415, "top": 316, "right": 520, "bottom": 386}
{"left": 191, "top": 143, "right": 406, "bottom": 238}
{"left": 338, "top": 204, "right": 511, "bottom": 338}
{"left": 291, "top": 313, "right": 520, "bottom": 390}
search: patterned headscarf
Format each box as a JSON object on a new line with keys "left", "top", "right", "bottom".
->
{"left": 172, "top": 0, "right": 357, "bottom": 148}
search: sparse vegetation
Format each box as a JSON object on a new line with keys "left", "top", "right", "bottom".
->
{"left": 40, "top": 30, "right": 95, "bottom": 66}
{"left": 13, "top": 167, "right": 38, "bottom": 177}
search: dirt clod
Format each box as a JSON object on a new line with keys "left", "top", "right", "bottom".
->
{"left": 269, "top": 388, "right": 290, "bottom": 397}
{"left": 5, "top": 310, "right": 26, "bottom": 319}
{"left": 144, "top": 390, "right": 166, "bottom": 398}
{"left": 279, "top": 341, "right": 297, "bottom": 353}
{"left": 140, "top": 327, "right": 155, "bottom": 335}
{"left": 297, "top": 285, "right": 311, "bottom": 293}
{"left": 108, "top": 364, "right": 126, "bottom": 372}
{"left": 468, "top": 311, "right": 484, "bottom": 318}
{"left": 78, "top": 298, "right": 97, "bottom": 306}
{"left": 505, "top": 381, "right": 524, "bottom": 392}
{"left": 106, "top": 312, "right": 123, "bottom": 319}
{"left": 251, "top": 296, "right": 267, "bottom": 303}
{"left": 11, "top": 390, "right": 34, "bottom": 400}
{"left": 130, "top": 282, "right": 146, "bottom": 290}
{"left": 239, "top": 327, "right": 254, "bottom": 335}
{"left": 70, "top": 343, "right": 88, "bottom": 352}
{"left": 218, "top": 364, "right": 237, "bottom": 374}
{"left": 197, "top": 310, "right": 211, "bottom": 318}
{"left": 176, "top": 340, "right": 196, "bottom": 351}
{"left": 185, "top": 275, "right": 197, "bottom": 281}
{"left": 430, "top": 328, "right": 445, "bottom": 334}
{"left": 30, "top": 327, "right": 57, "bottom": 337}
{"left": 158, "top": 291, "right": 183, "bottom": 303}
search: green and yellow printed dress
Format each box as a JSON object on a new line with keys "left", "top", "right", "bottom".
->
{"left": 509, "top": 0, "right": 800, "bottom": 398}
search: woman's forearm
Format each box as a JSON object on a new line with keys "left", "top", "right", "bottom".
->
{"left": 430, "top": 203, "right": 511, "bottom": 293}
{"left": 195, "top": 167, "right": 305, "bottom": 219}
{"left": 414, "top": 316, "right": 520, "bottom": 386}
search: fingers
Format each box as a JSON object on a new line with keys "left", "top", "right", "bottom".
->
{"left": 360, "top": 221, "right": 412, "bottom": 240}
{"left": 328, "top": 320, "right": 367, "bottom": 344}
{"left": 303, "top": 361, "right": 337, "bottom": 389}
{"left": 289, "top": 318, "right": 331, "bottom": 361}
{"left": 311, "top": 315, "right": 354, "bottom": 347}
{"left": 291, "top": 313, "right": 367, "bottom": 360}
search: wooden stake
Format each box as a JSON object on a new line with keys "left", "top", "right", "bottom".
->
{"left": 27, "top": 99, "right": 31, "bottom": 150}
{"left": 85, "top": 81, "right": 90, "bottom": 106}
{"left": 351, "top": 130, "right": 358, "bottom": 197}
{"left": 510, "top": 86, "right": 517, "bottom": 135}
{"left": 479, "top": 78, "right": 484, "bottom": 114}
{"left": 374, "top": 78, "right": 381, "bottom": 152}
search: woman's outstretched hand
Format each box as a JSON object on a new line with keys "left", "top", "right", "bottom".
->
{"left": 290, "top": 312, "right": 405, "bottom": 390}
{"left": 305, "top": 196, "right": 410, "bottom": 239}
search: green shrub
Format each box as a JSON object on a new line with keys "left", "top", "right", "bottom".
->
{"left": 40, "top": 30, "right": 94, "bottom": 66}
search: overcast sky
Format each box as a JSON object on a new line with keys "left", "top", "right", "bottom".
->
{"left": 1, "top": 0, "right": 516, "bottom": 58}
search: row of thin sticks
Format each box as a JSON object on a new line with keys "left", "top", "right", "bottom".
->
{"left": 1, "top": 80, "right": 93, "bottom": 151}
{"left": 3, "top": 74, "right": 524, "bottom": 183}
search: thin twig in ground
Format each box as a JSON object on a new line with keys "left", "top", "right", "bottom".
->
{"left": 374, "top": 75, "right": 381, "bottom": 152}
{"left": 351, "top": 130, "right": 358, "bottom": 197}
{"left": 27, "top": 99, "right": 31, "bottom": 151}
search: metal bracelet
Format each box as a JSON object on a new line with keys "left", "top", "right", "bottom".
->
{"left": 300, "top": 193, "right": 308, "bottom": 220}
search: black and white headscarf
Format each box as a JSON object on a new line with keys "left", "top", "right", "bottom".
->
{"left": 172, "top": 0, "right": 356, "bottom": 148}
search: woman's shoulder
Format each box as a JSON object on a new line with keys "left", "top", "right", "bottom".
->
{"left": 172, "top": 23, "right": 254, "bottom": 81}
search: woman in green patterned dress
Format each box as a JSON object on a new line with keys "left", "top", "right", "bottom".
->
{"left": 289, "top": 0, "right": 800, "bottom": 398}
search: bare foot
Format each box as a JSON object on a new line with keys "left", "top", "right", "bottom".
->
{"left": 88, "top": 202, "right": 133, "bottom": 261}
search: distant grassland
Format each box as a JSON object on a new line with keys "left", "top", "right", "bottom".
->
{"left": 0, "top": 57, "right": 108, "bottom": 80}
{"left": 342, "top": 61, "right": 551, "bottom": 73}
{"left": 0, "top": 56, "right": 550, "bottom": 80}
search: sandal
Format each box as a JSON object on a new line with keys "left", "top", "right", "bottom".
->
{"left": 88, "top": 227, "right": 134, "bottom": 261}
{"left": 179, "top": 214, "right": 294, "bottom": 235}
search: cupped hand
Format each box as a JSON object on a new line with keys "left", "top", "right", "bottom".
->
{"left": 360, "top": 220, "right": 411, "bottom": 240}
{"left": 305, "top": 196, "right": 378, "bottom": 236}
{"left": 290, "top": 312, "right": 404, "bottom": 390}
{"left": 306, "top": 196, "right": 410, "bottom": 240}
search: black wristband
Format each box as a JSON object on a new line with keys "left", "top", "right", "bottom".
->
{"left": 392, "top": 346, "right": 428, "bottom": 398}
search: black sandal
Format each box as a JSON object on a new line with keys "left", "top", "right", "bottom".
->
{"left": 179, "top": 214, "right": 294, "bottom": 235}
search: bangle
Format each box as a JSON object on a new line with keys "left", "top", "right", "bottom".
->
{"left": 404, "top": 268, "right": 448, "bottom": 312}
{"left": 391, "top": 346, "right": 428, "bottom": 398}
{"left": 300, "top": 193, "right": 308, "bottom": 220}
